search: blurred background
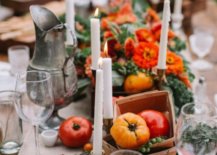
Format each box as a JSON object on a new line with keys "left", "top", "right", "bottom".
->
{"left": 0, "top": 0, "right": 211, "bottom": 59}
{"left": 0, "top": 0, "right": 217, "bottom": 98}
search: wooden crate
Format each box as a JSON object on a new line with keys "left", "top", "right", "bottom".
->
{"left": 104, "top": 91, "right": 176, "bottom": 155}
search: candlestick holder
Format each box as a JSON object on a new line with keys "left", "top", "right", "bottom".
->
{"left": 103, "top": 118, "right": 113, "bottom": 136}
{"left": 157, "top": 69, "right": 166, "bottom": 90}
{"left": 90, "top": 150, "right": 105, "bottom": 155}
{"left": 171, "top": 13, "right": 184, "bottom": 32}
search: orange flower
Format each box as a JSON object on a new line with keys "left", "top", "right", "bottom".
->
{"left": 103, "top": 30, "right": 114, "bottom": 40}
{"left": 178, "top": 74, "right": 192, "bottom": 88}
{"left": 115, "top": 3, "right": 137, "bottom": 24}
{"left": 101, "top": 2, "right": 137, "bottom": 29}
{"left": 124, "top": 37, "right": 135, "bottom": 57}
{"left": 166, "top": 51, "right": 184, "bottom": 75}
{"left": 84, "top": 56, "right": 93, "bottom": 79}
{"left": 146, "top": 8, "right": 160, "bottom": 24}
{"left": 106, "top": 39, "right": 122, "bottom": 58}
{"left": 135, "top": 28, "right": 156, "bottom": 43}
{"left": 133, "top": 42, "right": 159, "bottom": 69}
{"left": 110, "top": 0, "right": 124, "bottom": 7}
{"left": 151, "top": 23, "right": 175, "bottom": 41}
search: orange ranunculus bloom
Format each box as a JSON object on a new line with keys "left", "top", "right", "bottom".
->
{"left": 115, "top": 3, "right": 137, "bottom": 24}
{"left": 166, "top": 51, "right": 184, "bottom": 75}
{"left": 106, "top": 39, "right": 122, "bottom": 58}
{"left": 178, "top": 74, "right": 192, "bottom": 88}
{"left": 133, "top": 42, "right": 159, "bottom": 69}
{"left": 146, "top": 8, "right": 160, "bottom": 24}
{"left": 84, "top": 56, "right": 93, "bottom": 79}
{"left": 124, "top": 37, "right": 135, "bottom": 57}
{"left": 110, "top": 0, "right": 124, "bottom": 7}
{"left": 151, "top": 23, "right": 175, "bottom": 41}
{"left": 103, "top": 30, "right": 114, "bottom": 40}
{"left": 101, "top": 2, "right": 137, "bottom": 29}
{"left": 135, "top": 28, "right": 156, "bottom": 43}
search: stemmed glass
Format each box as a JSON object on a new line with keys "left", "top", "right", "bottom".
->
{"left": 189, "top": 31, "right": 214, "bottom": 71}
{"left": 14, "top": 71, "right": 54, "bottom": 155}
{"left": 176, "top": 103, "right": 217, "bottom": 155}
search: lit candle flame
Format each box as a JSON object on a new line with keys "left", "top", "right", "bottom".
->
{"left": 94, "top": 8, "right": 99, "bottom": 17}
{"left": 98, "top": 57, "right": 103, "bottom": 68}
{"left": 104, "top": 41, "right": 108, "bottom": 57}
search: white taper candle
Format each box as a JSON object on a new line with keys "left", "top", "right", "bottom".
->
{"left": 92, "top": 0, "right": 108, "bottom": 7}
{"left": 93, "top": 69, "right": 103, "bottom": 155}
{"left": 157, "top": 0, "right": 171, "bottom": 69}
{"left": 102, "top": 58, "right": 113, "bottom": 119}
{"left": 66, "top": 0, "right": 75, "bottom": 44}
{"left": 91, "top": 9, "right": 101, "bottom": 70}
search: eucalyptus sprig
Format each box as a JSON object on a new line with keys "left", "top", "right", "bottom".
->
{"left": 181, "top": 123, "right": 217, "bottom": 154}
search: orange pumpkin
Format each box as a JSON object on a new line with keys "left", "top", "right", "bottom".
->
{"left": 124, "top": 72, "right": 153, "bottom": 93}
{"left": 110, "top": 113, "right": 150, "bottom": 149}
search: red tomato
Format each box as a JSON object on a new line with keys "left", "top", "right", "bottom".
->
{"left": 59, "top": 116, "right": 93, "bottom": 148}
{"left": 138, "top": 110, "right": 170, "bottom": 138}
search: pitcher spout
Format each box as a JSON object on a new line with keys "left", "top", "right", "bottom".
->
{"left": 29, "top": 5, "right": 67, "bottom": 70}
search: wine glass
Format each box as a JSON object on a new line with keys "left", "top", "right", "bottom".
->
{"left": 176, "top": 103, "right": 217, "bottom": 155}
{"left": 14, "top": 71, "right": 54, "bottom": 155}
{"left": 189, "top": 31, "right": 214, "bottom": 71}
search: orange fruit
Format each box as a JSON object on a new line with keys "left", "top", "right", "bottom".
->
{"left": 83, "top": 143, "right": 93, "bottom": 152}
{"left": 124, "top": 72, "right": 153, "bottom": 93}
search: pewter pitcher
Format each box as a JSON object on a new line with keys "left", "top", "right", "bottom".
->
{"left": 29, "top": 5, "right": 78, "bottom": 130}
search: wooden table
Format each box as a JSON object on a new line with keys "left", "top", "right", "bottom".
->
{"left": 19, "top": 95, "right": 92, "bottom": 155}
{"left": 1, "top": 1, "right": 217, "bottom": 154}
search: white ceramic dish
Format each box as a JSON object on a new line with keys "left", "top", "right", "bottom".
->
{"left": 41, "top": 130, "right": 58, "bottom": 147}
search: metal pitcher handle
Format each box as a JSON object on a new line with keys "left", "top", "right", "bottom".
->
{"left": 64, "top": 23, "right": 78, "bottom": 48}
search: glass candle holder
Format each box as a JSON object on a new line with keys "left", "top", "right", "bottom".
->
{"left": 8, "top": 45, "right": 30, "bottom": 76}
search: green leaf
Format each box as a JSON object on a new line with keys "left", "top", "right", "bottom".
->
{"left": 73, "top": 78, "right": 91, "bottom": 101}
{"left": 125, "top": 61, "right": 139, "bottom": 76}
{"left": 59, "top": 14, "right": 65, "bottom": 23}
{"left": 112, "top": 70, "right": 125, "bottom": 87}
{"left": 181, "top": 123, "right": 217, "bottom": 154}
{"left": 74, "top": 48, "right": 91, "bottom": 66}
{"left": 75, "top": 15, "right": 90, "bottom": 29}
{"left": 132, "top": 0, "right": 150, "bottom": 20}
{"left": 165, "top": 74, "right": 194, "bottom": 112}
{"left": 112, "top": 62, "right": 127, "bottom": 76}
{"left": 169, "top": 37, "right": 187, "bottom": 53}
{"left": 183, "top": 59, "right": 195, "bottom": 82}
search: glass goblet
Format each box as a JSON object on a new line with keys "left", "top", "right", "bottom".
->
{"left": 189, "top": 32, "right": 214, "bottom": 71}
{"left": 176, "top": 103, "right": 217, "bottom": 155}
{"left": 14, "top": 71, "right": 54, "bottom": 155}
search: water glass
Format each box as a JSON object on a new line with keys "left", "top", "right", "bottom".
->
{"left": 15, "top": 71, "right": 54, "bottom": 155}
{"left": 176, "top": 103, "right": 217, "bottom": 155}
{"left": 0, "top": 91, "right": 23, "bottom": 155}
{"left": 8, "top": 45, "right": 30, "bottom": 75}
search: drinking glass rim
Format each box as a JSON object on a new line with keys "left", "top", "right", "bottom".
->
{"left": 0, "top": 90, "right": 19, "bottom": 96}
{"left": 181, "top": 103, "right": 195, "bottom": 117}
{"left": 16, "top": 71, "right": 51, "bottom": 83}
{"left": 8, "top": 45, "right": 29, "bottom": 52}
{"left": 0, "top": 90, "right": 20, "bottom": 102}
